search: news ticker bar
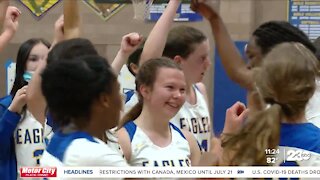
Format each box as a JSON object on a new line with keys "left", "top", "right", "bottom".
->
{"left": 20, "top": 166, "right": 320, "bottom": 178}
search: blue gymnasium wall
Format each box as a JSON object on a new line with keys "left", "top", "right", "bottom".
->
{"left": 213, "top": 41, "right": 248, "bottom": 136}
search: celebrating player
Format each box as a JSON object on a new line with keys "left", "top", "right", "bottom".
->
{"left": 221, "top": 43, "right": 320, "bottom": 166}
{"left": 117, "top": 58, "right": 201, "bottom": 167}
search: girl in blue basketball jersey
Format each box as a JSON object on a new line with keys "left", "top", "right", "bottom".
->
{"left": 0, "top": 38, "right": 51, "bottom": 180}
{"left": 40, "top": 55, "right": 128, "bottom": 167}
{"left": 220, "top": 43, "right": 320, "bottom": 166}
{"left": 117, "top": 58, "right": 201, "bottom": 167}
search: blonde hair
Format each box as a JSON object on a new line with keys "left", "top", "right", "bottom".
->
{"left": 223, "top": 42, "right": 319, "bottom": 165}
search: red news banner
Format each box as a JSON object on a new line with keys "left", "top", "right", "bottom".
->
{"left": 20, "top": 167, "right": 57, "bottom": 178}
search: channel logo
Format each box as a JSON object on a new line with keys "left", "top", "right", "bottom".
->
{"left": 20, "top": 167, "right": 57, "bottom": 178}
{"left": 286, "top": 149, "right": 311, "bottom": 161}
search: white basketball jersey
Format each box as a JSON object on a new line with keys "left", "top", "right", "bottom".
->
{"left": 105, "top": 128, "right": 126, "bottom": 159}
{"left": 41, "top": 130, "right": 128, "bottom": 167}
{"left": 14, "top": 111, "right": 50, "bottom": 180}
{"left": 274, "top": 123, "right": 320, "bottom": 166}
{"left": 170, "top": 85, "right": 211, "bottom": 152}
{"left": 306, "top": 78, "right": 320, "bottom": 128}
{"left": 124, "top": 121, "right": 191, "bottom": 167}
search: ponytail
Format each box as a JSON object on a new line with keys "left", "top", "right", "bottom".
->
{"left": 118, "top": 100, "right": 143, "bottom": 129}
{"left": 223, "top": 104, "right": 282, "bottom": 166}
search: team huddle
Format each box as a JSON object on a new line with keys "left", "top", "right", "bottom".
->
{"left": 0, "top": 0, "right": 319, "bottom": 180}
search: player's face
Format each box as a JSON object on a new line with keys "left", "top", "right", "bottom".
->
{"left": 148, "top": 68, "right": 186, "bottom": 119}
{"left": 245, "top": 36, "right": 263, "bottom": 69}
{"left": 25, "top": 43, "right": 49, "bottom": 72}
{"left": 180, "top": 39, "right": 211, "bottom": 84}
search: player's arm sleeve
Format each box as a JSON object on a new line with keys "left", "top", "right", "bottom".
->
{"left": 0, "top": 110, "right": 20, "bottom": 156}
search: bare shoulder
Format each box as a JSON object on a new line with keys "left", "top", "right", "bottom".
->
{"left": 195, "top": 82, "right": 209, "bottom": 106}
{"left": 195, "top": 82, "right": 207, "bottom": 96}
{"left": 116, "top": 127, "right": 132, "bottom": 162}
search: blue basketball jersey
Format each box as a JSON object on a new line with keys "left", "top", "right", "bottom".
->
{"left": 275, "top": 123, "right": 320, "bottom": 166}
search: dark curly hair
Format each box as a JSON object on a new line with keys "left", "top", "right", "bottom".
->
{"left": 41, "top": 55, "right": 117, "bottom": 128}
{"left": 253, "top": 21, "right": 316, "bottom": 56}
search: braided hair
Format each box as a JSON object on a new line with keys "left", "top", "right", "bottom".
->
{"left": 253, "top": 21, "right": 316, "bottom": 56}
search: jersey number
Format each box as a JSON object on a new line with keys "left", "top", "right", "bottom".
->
{"left": 33, "top": 149, "right": 44, "bottom": 165}
{"left": 200, "top": 139, "right": 208, "bottom": 152}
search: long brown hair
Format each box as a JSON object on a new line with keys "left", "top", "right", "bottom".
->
{"left": 223, "top": 42, "right": 319, "bottom": 165}
{"left": 118, "top": 57, "right": 182, "bottom": 128}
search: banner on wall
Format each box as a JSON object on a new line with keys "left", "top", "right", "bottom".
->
{"left": 288, "top": 0, "right": 320, "bottom": 40}
{"left": 19, "top": 0, "right": 61, "bottom": 19}
{"left": 149, "top": 3, "right": 203, "bottom": 22}
{"left": 83, "top": 0, "right": 125, "bottom": 21}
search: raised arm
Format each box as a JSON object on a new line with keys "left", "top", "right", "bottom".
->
{"left": 191, "top": 0, "right": 253, "bottom": 90}
{"left": 139, "top": 0, "right": 181, "bottom": 65}
{"left": 63, "top": 0, "right": 80, "bottom": 39}
{"left": 28, "top": 1, "right": 80, "bottom": 123}
{"left": 50, "top": 15, "right": 64, "bottom": 49}
{"left": 112, "top": 32, "right": 143, "bottom": 74}
{"left": 27, "top": 16, "right": 64, "bottom": 124}
{"left": 0, "top": 5, "right": 20, "bottom": 52}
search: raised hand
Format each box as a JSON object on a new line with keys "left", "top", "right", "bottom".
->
{"left": 8, "top": 85, "right": 28, "bottom": 114}
{"left": 53, "top": 15, "right": 64, "bottom": 45}
{"left": 3, "top": 6, "right": 21, "bottom": 35}
{"left": 120, "top": 32, "right": 143, "bottom": 56}
{"left": 190, "top": 0, "right": 220, "bottom": 20}
{"left": 223, "top": 101, "right": 249, "bottom": 134}
{"left": 112, "top": 32, "right": 143, "bottom": 74}
{"left": 3, "top": 6, "right": 21, "bottom": 34}
{"left": 0, "top": 5, "right": 20, "bottom": 52}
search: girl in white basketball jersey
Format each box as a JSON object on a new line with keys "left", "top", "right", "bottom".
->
{"left": 117, "top": 58, "right": 201, "bottom": 167}
{"left": 220, "top": 43, "right": 320, "bottom": 166}
{"left": 137, "top": 0, "right": 212, "bottom": 153}
{"left": 0, "top": 38, "right": 50, "bottom": 180}
{"left": 40, "top": 55, "right": 128, "bottom": 167}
